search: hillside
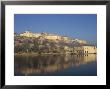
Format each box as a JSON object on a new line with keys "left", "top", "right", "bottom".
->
{"left": 14, "top": 31, "right": 94, "bottom": 54}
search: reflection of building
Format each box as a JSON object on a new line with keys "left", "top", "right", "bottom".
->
{"left": 74, "top": 54, "right": 96, "bottom": 64}
{"left": 15, "top": 54, "right": 96, "bottom": 76}
{"left": 74, "top": 45, "right": 97, "bottom": 54}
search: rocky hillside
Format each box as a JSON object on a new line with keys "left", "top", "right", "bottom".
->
{"left": 14, "top": 31, "right": 91, "bottom": 54}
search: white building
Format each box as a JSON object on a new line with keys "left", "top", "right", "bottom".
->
{"left": 20, "top": 31, "right": 41, "bottom": 38}
{"left": 74, "top": 39, "right": 87, "bottom": 44}
{"left": 74, "top": 45, "right": 97, "bottom": 54}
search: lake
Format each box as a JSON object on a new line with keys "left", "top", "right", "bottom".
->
{"left": 14, "top": 54, "right": 97, "bottom": 76}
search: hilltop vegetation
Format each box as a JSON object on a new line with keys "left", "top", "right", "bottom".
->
{"left": 14, "top": 32, "right": 92, "bottom": 55}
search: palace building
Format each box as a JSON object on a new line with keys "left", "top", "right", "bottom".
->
{"left": 19, "top": 31, "right": 62, "bottom": 41}
{"left": 74, "top": 45, "right": 97, "bottom": 54}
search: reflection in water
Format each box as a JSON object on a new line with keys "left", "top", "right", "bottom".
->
{"left": 14, "top": 54, "right": 97, "bottom": 76}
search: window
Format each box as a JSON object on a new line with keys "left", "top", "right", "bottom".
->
{"left": 94, "top": 46, "right": 95, "bottom": 49}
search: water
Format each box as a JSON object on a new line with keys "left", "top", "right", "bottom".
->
{"left": 14, "top": 54, "right": 97, "bottom": 76}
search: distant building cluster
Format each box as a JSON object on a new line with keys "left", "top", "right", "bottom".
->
{"left": 19, "top": 31, "right": 69, "bottom": 41}
{"left": 74, "top": 39, "right": 87, "bottom": 44}
{"left": 19, "top": 31, "right": 41, "bottom": 38}
{"left": 19, "top": 31, "right": 87, "bottom": 44}
{"left": 15, "top": 31, "right": 97, "bottom": 54}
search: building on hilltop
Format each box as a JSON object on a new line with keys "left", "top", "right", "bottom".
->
{"left": 45, "top": 35, "right": 61, "bottom": 40}
{"left": 62, "top": 36, "right": 69, "bottom": 41}
{"left": 19, "top": 31, "right": 62, "bottom": 41}
{"left": 19, "top": 31, "right": 90, "bottom": 45}
{"left": 74, "top": 39, "right": 87, "bottom": 44}
{"left": 19, "top": 31, "right": 41, "bottom": 38}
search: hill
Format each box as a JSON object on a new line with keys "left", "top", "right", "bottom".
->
{"left": 14, "top": 31, "right": 95, "bottom": 54}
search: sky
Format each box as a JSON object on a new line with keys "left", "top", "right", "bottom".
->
{"left": 14, "top": 14, "right": 97, "bottom": 43}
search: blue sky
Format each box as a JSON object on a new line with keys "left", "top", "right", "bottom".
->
{"left": 14, "top": 14, "right": 97, "bottom": 43}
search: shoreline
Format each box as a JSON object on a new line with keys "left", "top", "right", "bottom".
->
{"left": 14, "top": 52, "right": 96, "bottom": 56}
{"left": 14, "top": 52, "right": 67, "bottom": 56}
